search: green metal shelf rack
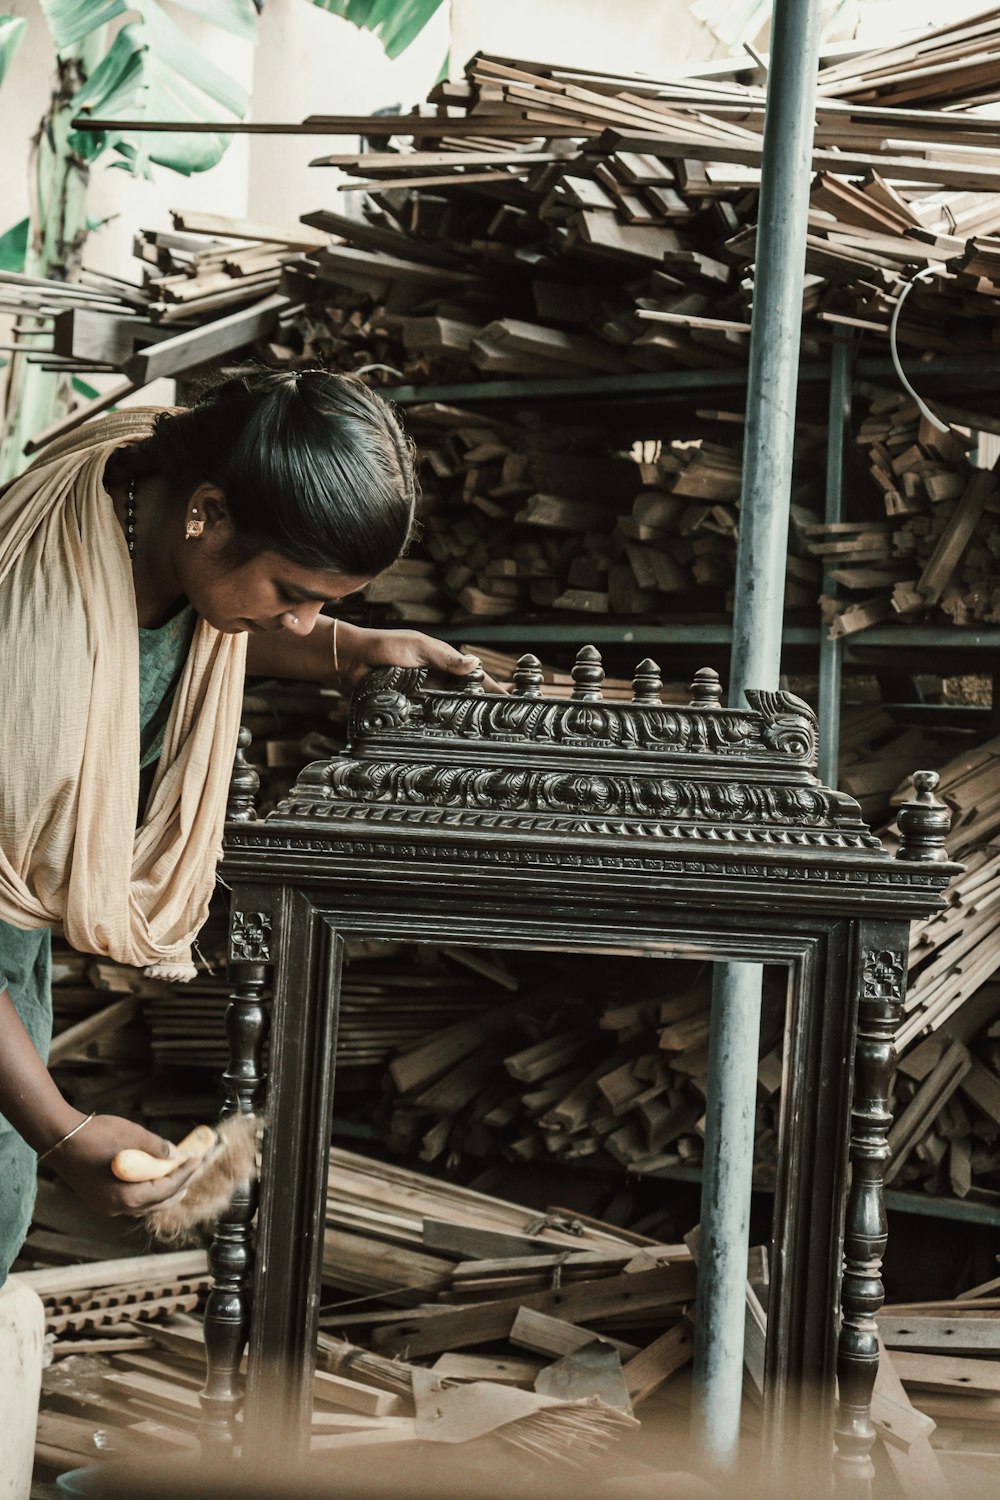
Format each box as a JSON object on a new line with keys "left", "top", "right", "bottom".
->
{"left": 385, "top": 340, "right": 1000, "bottom": 784}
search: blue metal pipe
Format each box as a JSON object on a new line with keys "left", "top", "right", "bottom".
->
{"left": 818, "top": 329, "right": 853, "bottom": 787}
{"left": 691, "top": 0, "right": 824, "bottom": 1469}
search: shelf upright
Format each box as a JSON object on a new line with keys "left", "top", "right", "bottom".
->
{"left": 693, "top": 0, "right": 824, "bottom": 1475}
{"left": 817, "top": 328, "right": 853, "bottom": 787}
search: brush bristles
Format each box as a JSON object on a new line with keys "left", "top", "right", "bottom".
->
{"left": 144, "top": 1113, "right": 260, "bottom": 1246}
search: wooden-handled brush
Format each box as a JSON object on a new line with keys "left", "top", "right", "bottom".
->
{"left": 111, "top": 1124, "right": 217, "bottom": 1181}
{"left": 111, "top": 1115, "right": 259, "bottom": 1245}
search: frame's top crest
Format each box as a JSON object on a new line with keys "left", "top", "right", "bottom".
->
{"left": 232, "top": 649, "right": 954, "bottom": 881}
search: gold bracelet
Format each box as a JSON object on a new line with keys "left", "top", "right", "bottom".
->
{"left": 332, "top": 616, "right": 340, "bottom": 683}
{"left": 37, "top": 1111, "right": 96, "bottom": 1164}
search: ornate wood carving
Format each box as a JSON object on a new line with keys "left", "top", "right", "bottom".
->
{"left": 835, "top": 780, "right": 954, "bottom": 1492}
{"left": 834, "top": 939, "right": 906, "bottom": 1494}
{"left": 199, "top": 951, "right": 270, "bottom": 1447}
{"left": 276, "top": 650, "right": 884, "bottom": 860}
{"left": 213, "top": 645, "right": 959, "bottom": 1487}
{"left": 200, "top": 732, "right": 271, "bottom": 1446}
{"left": 227, "top": 727, "right": 259, "bottom": 824}
{"left": 231, "top": 909, "right": 272, "bottom": 963}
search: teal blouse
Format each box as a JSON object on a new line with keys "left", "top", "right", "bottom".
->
{"left": 0, "top": 603, "right": 197, "bottom": 1279}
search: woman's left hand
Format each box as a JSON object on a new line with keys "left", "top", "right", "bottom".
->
{"left": 336, "top": 622, "right": 500, "bottom": 693}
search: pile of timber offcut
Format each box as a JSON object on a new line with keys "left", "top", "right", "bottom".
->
{"left": 28, "top": 1162, "right": 701, "bottom": 1478}
{"left": 890, "top": 735, "right": 1000, "bottom": 1044}
{"left": 836, "top": 699, "right": 963, "bottom": 828}
{"left": 373, "top": 956, "right": 786, "bottom": 1184}
{"left": 365, "top": 403, "right": 824, "bottom": 624}
{"left": 363, "top": 845, "right": 1000, "bottom": 1208}
{"left": 859, "top": 735, "right": 1000, "bottom": 1207}
{"left": 29, "top": 29, "right": 1000, "bottom": 449}
{"left": 0, "top": 211, "right": 310, "bottom": 454}
{"left": 26, "top": 1157, "right": 1000, "bottom": 1490}
{"left": 272, "top": 41, "right": 1000, "bottom": 384}
{"left": 806, "top": 389, "right": 1000, "bottom": 637}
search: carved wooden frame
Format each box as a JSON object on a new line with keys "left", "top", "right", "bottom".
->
{"left": 203, "top": 653, "right": 957, "bottom": 1496}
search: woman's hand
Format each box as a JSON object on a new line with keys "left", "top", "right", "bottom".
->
{"left": 49, "top": 1114, "right": 200, "bottom": 1217}
{"left": 336, "top": 622, "right": 501, "bottom": 692}
{"left": 245, "top": 616, "right": 502, "bottom": 690}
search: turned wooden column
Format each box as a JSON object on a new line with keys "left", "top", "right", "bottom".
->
{"left": 201, "top": 730, "right": 271, "bottom": 1449}
{"left": 834, "top": 774, "right": 952, "bottom": 1497}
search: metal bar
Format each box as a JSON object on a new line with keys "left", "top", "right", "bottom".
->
{"left": 643, "top": 1164, "right": 1000, "bottom": 1229}
{"left": 692, "top": 0, "right": 823, "bottom": 1471}
{"left": 385, "top": 352, "right": 1000, "bottom": 410}
{"left": 411, "top": 621, "right": 1000, "bottom": 649}
{"left": 817, "top": 329, "right": 853, "bottom": 786}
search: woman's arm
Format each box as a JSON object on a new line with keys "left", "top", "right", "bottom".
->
{"left": 0, "top": 986, "right": 198, "bottom": 1214}
{"left": 245, "top": 617, "right": 482, "bottom": 690}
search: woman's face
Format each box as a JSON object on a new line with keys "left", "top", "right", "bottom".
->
{"left": 180, "top": 542, "right": 370, "bottom": 636}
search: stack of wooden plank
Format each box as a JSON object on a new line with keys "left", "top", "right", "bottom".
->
{"left": 807, "top": 389, "right": 1000, "bottom": 636}
{"left": 817, "top": 9, "right": 1000, "bottom": 110}
{"left": 20, "top": 33, "right": 1000, "bottom": 481}
{"left": 837, "top": 700, "right": 962, "bottom": 826}
{"left": 269, "top": 45, "right": 1000, "bottom": 387}
{"left": 2, "top": 211, "right": 312, "bottom": 455}
{"left": 374, "top": 956, "right": 786, "bottom": 1184}
{"left": 366, "top": 403, "right": 823, "bottom": 623}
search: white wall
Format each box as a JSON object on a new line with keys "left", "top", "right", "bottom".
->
{"left": 450, "top": 0, "right": 732, "bottom": 76}
{"left": 246, "top": 0, "right": 449, "bottom": 226}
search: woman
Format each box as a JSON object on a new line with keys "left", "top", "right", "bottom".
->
{"left": 0, "top": 366, "right": 478, "bottom": 1281}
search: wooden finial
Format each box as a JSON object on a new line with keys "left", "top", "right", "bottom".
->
{"left": 512, "top": 653, "right": 544, "bottom": 698}
{"left": 227, "top": 727, "right": 259, "bottom": 823}
{"left": 572, "top": 645, "right": 604, "bottom": 701}
{"left": 632, "top": 658, "right": 663, "bottom": 705}
{"left": 689, "top": 667, "right": 723, "bottom": 708}
{"left": 896, "top": 770, "right": 951, "bottom": 862}
{"left": 461, "top": 662, "right": 486, "bottom": 695}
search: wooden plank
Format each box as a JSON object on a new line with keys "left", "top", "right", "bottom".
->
{"left": 916, "top": 469, "right": 997, "bottom": 603}
{"left": 621, "top": 1319, "right": 694, "bottom": 1403}
{"left": 373, "top": 1264, "right": 696, "bottom": 1357}
{"left": 123, "top": 293, "right": 288, "bottom": 385}
{"left": 878, "top": 1315, "right": 1000, "bottom": 1353}
{"left": 18, "top": 1251, "right": 208, "bottom": 1297}
{"left": 509, "top": 1307, "right": 640, "bottom": 1362}
{"left": 873, "top": 1338, "right": 952, "bottom": 1500}
{"left": 893, "top": 1349, "right": 1000, "bottom": 1396}
{"left": 312, "top": 1370, "right": 405, "bottom": 1417}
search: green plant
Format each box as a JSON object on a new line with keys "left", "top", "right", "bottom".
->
{"left": 0, "top": 0, "right": 447, "bottom": 478}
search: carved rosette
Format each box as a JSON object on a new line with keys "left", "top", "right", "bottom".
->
{"left": 350, "top": 667, "right": 424, "bottom": 737}
{"left": 231, "top": 909, "right": 272, "bottom": 963}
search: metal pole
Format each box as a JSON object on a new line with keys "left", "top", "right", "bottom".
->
{"left": 817, "top": 328, "right": 853, "bottom": 788}
{"left": 691, "top": 0, "right": 823, "bottom": 1469}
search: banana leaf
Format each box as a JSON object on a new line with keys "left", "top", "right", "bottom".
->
{"left": 0, "top": 13, "right": 26, "bottom": 90}
{"left": 0, "top": 217, "right": 28, "bottom": 273}
{"left": 309, "top": 0, "right": 446, "bottom": 59}
{"left": 66, "top": 2, "right": 249, "bottom": 175}
{"left": 39, "top": 0, "right": 126, "bottom": 54}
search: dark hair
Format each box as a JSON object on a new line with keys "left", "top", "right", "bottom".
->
{"left": 128, "top": 367, "right": 417, "bottom": 576}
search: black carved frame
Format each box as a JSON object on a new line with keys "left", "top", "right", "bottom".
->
{"left": 206, "top": 880, "right": 910, "bottom": 1492}
{"left": 200, "top": 664, "right": 953, "bottom": 1499}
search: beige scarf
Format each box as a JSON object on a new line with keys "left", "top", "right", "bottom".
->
{"left": 0, "top": 412, "right": 247, "bottom": 980}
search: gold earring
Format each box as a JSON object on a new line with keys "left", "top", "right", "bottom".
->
{"left": 185, "top": 509, "right": 205, "bottom": 540}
